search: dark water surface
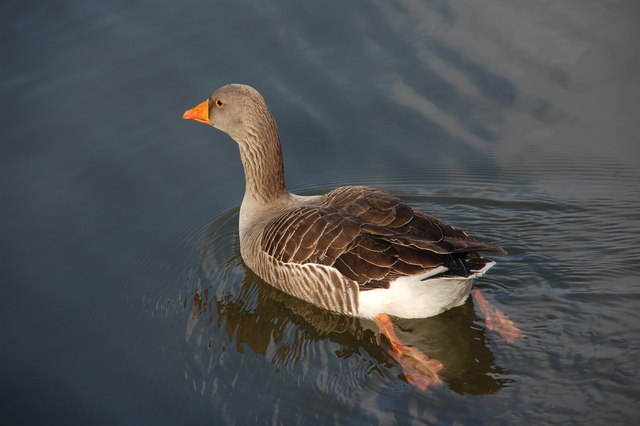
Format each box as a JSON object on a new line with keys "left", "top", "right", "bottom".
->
{"left": 2, "top": 1, "right": 640, "bottom": 424}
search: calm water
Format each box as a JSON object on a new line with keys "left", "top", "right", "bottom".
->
{"left": 2, "top": 0, "right": 640, "bottom": 424}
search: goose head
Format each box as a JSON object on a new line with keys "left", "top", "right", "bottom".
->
{"left": 183, "top": 83, "right": 277, "bottom": 144}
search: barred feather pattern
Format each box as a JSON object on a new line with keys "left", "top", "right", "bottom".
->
{"left": 259, "top": 186, "right": 505, "bottom": 298}
{"left": 243, "top": 246, "right": 360, "bottom": 315}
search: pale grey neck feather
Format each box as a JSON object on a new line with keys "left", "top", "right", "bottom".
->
{"left": 234, "top": 108, "right": 286, "bottom": 204}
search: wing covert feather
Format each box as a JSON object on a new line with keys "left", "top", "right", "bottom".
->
{"left": 260, "top": 186, "right": 505, "bottom": 289}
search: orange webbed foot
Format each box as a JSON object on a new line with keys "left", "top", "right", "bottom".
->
{"left": 374, "top": 313, "right": 444, "bottom": 390}
{"left": 471, "top": 288, "right": 524, "bottom": 343}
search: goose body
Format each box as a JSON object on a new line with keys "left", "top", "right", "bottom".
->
{"left": 183, "top": 84, "right": 506, "bottom": 320}
{"left": 238, "top": 186, "right": 503, "bottom": 319}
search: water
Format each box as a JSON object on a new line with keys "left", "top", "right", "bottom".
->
{"left": 2, "top": 0, "right": 639, "bottom": 424}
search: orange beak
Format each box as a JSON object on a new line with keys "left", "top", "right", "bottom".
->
{"left": 182, "top": 99, "right": 211, "bottom": 125}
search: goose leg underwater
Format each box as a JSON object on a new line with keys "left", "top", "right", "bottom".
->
{"left": 183, "top": 84, "right": 523, "bottom": 389}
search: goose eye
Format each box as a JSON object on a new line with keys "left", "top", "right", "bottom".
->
{"left": 215, "top": 98, "right": 223, "bottom": 107}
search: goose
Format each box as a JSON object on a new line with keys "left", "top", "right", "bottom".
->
{"left": 183, "top": 84, "right": 523, "bottom": 389}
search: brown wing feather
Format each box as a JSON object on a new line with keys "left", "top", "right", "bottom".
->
{"left": 261, "top": 186, "right": 505, "bottom": 290}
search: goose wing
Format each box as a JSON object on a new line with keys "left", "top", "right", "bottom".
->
{"left": 261, "top": 186, "right": 505, "bottom": 290}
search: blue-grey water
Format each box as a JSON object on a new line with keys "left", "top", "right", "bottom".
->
{"left": 2, "top": 1, "right": 640, "bottom": 424}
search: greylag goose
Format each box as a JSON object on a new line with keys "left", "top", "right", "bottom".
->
{"left": 183, "top": 84, "right": 523, "bottom": 389}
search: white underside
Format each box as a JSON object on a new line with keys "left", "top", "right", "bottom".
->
{"left": 357, "top": 261, "right": 495, "bottom": 319}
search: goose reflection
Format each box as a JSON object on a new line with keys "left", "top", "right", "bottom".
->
{"left": 180, "top": 211, "right": 513, "bottom": 395}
